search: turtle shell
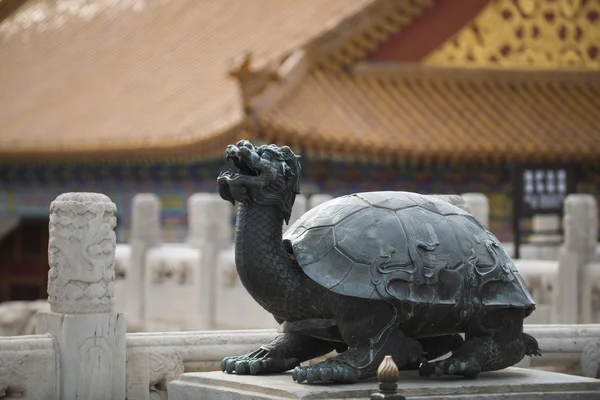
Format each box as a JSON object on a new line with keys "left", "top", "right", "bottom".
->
{"left": 284, "top": 191, "right": 535, "bottom": 313}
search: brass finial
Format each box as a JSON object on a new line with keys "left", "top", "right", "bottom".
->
{"left": 378, "top": 356, "right": 400, "bottom": 383}
{"left": 371, "top": 356, "right": 405, "bottom": 400}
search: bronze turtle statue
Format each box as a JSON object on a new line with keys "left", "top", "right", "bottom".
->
{"left": 218, "top": 140, "right": 540, "bottom": 384}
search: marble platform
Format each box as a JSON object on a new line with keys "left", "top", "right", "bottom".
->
{"left": 168, "top": 368, "right": 600, "bottom": 400}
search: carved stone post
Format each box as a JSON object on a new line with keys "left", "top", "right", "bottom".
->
{"left": 129, "top": 193, "right": 161, "bottom": 330}
{"left": 461, "top": 193, "right": 489, "bottom": 227}
{"left": 526, "top": 215, "right": 562, "bottom": 260}
{"left": 36, "top": 193, "right": 126, "bottom": 400}
{"left": 187, "top": 193, "right": 232, "bottom": 329}
{"left": 554, "top": 194, "right": 598, "bottom": 324}
{"left": 370, "top": 355, "right": 406, "bottom": 400}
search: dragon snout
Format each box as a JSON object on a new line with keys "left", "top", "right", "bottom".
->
{"left": 225, "top": 145, "right": 239, "bottom": 160}
{"left": 236, "top": 139, "right": 254, "bottom": 149}
{"left": 225, "top": 142, "right": 254, "bottom": 160}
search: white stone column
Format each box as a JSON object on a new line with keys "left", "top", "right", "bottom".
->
{"left": 36, "top": 192, "right": 126, "bottom": 400}
{"left": 529, "top": 214, "right": 562, "bottom": 260}
{"left": 187, "top": 193, "right": 232, "bottom": 329}
{"left": 128, "top": 193, "right": 161, "bottom": 330}
{"left": 461, "top": 193, "right": 489, "bottom": 227}
{"left": 582, "top": 262, "right": 600, "bottom": 324}
{"left": 308, "top": 193, "right": 333, "bottom": 210}
{"left": 554, "top": 194, "right": 598, "bottom": 324}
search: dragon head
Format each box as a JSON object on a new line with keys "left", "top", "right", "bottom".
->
{"left": 217, "top": 140, "right": 301, "bottom": 224}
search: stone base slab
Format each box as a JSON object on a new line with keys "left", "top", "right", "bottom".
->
{"left": 168, "top": 367, "right": 600, "bottom": 400}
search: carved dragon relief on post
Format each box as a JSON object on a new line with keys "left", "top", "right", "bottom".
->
{"left": 48, "top": 193, "right": 117, "bottom": 314}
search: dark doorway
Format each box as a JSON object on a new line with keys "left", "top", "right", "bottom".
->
{"left": 0, "top": 217, "right": 49, "bottom": 302}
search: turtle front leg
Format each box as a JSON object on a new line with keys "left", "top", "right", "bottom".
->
{"left": 292, "top": 302, "right": 424, "bottom": 384}
{"left": 221, "top": 333, "right": 336, "bottom": 375}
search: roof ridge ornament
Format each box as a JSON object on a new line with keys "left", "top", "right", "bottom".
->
{"left": 228, "top": 52, "right": 281, "bottom": 117}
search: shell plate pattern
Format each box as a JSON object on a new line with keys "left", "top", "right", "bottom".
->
{"left": 284, "top": 192, "right": 535, "bottom": 317}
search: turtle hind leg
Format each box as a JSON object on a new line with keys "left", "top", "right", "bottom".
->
{"left": 419, "top": 308, "right": 540, "bottom": 378}
{"left": 401, "top": 334, "right": 464, "bottom": 370}
{"left": 418, "top": 334, "right": 528, "bottom": 378}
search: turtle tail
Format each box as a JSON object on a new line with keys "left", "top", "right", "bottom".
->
{"left": 522, "top": 332, "right": 542, "bottom": 357}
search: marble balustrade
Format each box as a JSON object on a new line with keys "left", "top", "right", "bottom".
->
{"left": 3, "top": 324, "right": 600, "bottom": 399}
{"left": 1, "top": 192, "right": 600, "bottom": 399}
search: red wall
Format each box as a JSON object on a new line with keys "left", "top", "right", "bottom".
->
{"left": 365, "top": 0, "right": 490, "bottom": 62}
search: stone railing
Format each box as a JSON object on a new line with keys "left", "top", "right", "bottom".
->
{"left": 0, "top": 334, "right": 57, "bottom": 399}
{"left": 126, "top": 329, "right": 276, "bottom": 398}
{"left": 505, "top": 195, "right": 599, "bottom": 325}
{"left": 513, "top": 259, "right": 557, "bottom": 324}
{"left": 124, "top": 325, "right": 600, "bottom": 399}
{"left": 113, "top": 190, "right": 600, "bottom": 332}
{"left": 120, "top": 192, "right": 478, "bottom": 332}
{"left": 3, "top": 324, "right": 600, "bottom": 399}
{"left": 0, "top": 193, "right": 127, "bottom": 400}
{"left": 1, "top": 192, "right": 600, "bottom": 400}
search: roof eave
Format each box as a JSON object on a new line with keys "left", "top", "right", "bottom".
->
{"left": 0, "top": 124, "right": 247, "bottom": 165}
{"left": 353, "top": 62, "right": 600, "bottom": 84}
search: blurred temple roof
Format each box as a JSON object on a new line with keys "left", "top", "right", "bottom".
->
{"left": 1, "top": 0, "right": 599, "bottom": 164}
{"left": 0, "top": 0, "right": 388, "bottom": 161}
{"left": 261, "top": 66, "right": 600, "bottom": 164}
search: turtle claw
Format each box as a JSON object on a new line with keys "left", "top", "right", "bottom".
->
{"left": 222, "top": 357, "right": 242, "bottom": 374}
{"left": 222, "top": 349, "right": 299, "bottom": 375}
{"left": 306, "top": 369, "right": 318, "bottom": 384}
{"left": 291, "top": 367, "right": 307, "bottom": 383}
{"left": 530, "top": 349, "right": 542, "bottom": 357}
{"left": 320, "top": 367, "right": 334, "bottom": 382}
{"left": 235, "top": 360, "right": 250, "bottom": 375}
{"left": 292, "top": 359, "right": 360, "bottom": 384}
{"left": 249, "top": 360, "right": 265, "bottom": 375}
{"left": 522, "top": 333, "right": 542, "bottom": 357}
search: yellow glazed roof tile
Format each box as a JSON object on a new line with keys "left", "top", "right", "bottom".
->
{"left": 0, "top": 0, "right": 374, "bottom": 161}
{"left": 424, "top": 0, "right": 600, "bottom": 69}
{"left": 314, "top": 0, "right": 434, "bottom": 71}
{"left": 259, "top": 67, "right": 600, "bottom": 163}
